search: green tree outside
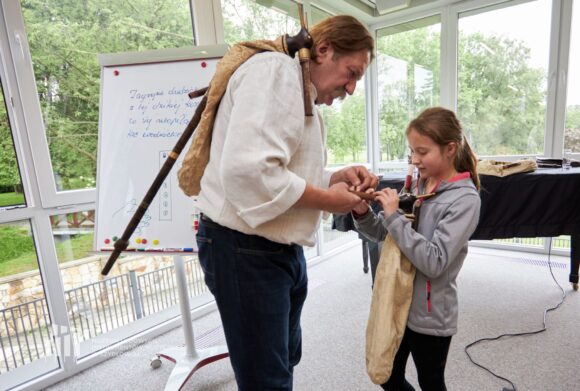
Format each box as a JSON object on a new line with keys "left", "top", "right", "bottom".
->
{"left": 376, "top": 24, "right": 441, "bottom": 161}
{"left": 375, "top": 25, "right": 547, "bottom": 161}
{"left": 21, "top": 0, "right": 195, "bottom": 191}
{"left": 222, "top": 0, "right": 299, "bottom": 44}
{"left": 0, "top": 102, "right": 23, "bottom": 200}
{"left": 458, "top": 33, "right": 546, "bottom": 155}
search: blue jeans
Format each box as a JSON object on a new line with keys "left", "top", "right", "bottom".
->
{"left": 196, "top": 216, "right": 308, "bottom": 391}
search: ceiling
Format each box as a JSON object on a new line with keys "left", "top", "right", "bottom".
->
{"left": 314, "top": 0, "right": 455, "bottom": 25}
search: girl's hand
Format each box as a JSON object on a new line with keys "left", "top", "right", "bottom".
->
{"left": 374, "top": 188, "right": 399, "bottom": 217}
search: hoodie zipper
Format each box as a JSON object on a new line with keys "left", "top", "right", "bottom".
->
{"left": 426, "top": 280, "right": 432, "bottom": 313}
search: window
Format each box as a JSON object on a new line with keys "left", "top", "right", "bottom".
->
{"left": 0, "top": 82, "right": 25, "bottom": 208}
{"left": 458, "top": 0, "right": 551, "bottom": 157}
{"left": 564, "top": 1, "right": 580, "bottom": 154}
{"left": 221, "top": 0, "right": 300, "bottom": 44}
{"left": 51, "top": 210, "right": 95, "bottom": 265}
{"left": 21, "top": 0, "right": 195, "bottom": 192}
{"left": 50, "top": 210, "right": 211, "bottom": 358}
{"left": 314, "top": 5, "right": 369, "bottom": 167}
{"left": 376, "top": 16, "right": 441, "bottom": 166}
{"left": 321, "top": 217, "right": 358, "bottom": 252}
{"left": 320, "top": 76, "right": 369, "bottom": 166}
{"left": 0, "top": 221, "right": 57, "bottom": 379}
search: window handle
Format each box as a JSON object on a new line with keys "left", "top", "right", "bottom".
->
{"left": 14, "top": 32, "right": 26, "bottom": 60}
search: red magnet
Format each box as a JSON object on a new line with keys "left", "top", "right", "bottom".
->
{"left": 113, "top": 70, "right": 119, "bottom": 76}
{"left": 201, "top": 62, "right": 207, "bottom": 68}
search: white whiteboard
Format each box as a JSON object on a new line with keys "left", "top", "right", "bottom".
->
{"left": 94, "top": 45, "right": 227, "bottom": 252}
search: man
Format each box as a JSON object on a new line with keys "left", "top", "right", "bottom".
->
{"left": 195, "top": 15, "right": 376, "bottom": 390}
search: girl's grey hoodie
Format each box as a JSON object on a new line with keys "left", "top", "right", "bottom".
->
{"left": 354, "top": 175, "right": 481, "bottom": 336}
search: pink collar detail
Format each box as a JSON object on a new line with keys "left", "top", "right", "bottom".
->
{"left": 447, "top": 172, "right": 471, "bottom": 183}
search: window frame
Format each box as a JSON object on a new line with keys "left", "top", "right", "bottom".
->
{"left": 373, "top": 13, "right": 444, "bottom": 168}
{"left": 546, "top": 0, "right": 573, "bottom": 158}
{"left": 369, "top": 0, "right": 573, "bottom": 165}
{"left": 3, "top": 0, "right": 96, "bottom": 208}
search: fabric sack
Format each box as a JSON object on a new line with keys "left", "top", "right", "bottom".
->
{"left": 177, "top": 38, "right": 288, "bottom": 196}
{"left": 366, "top": 234, "right": 416, "bottom": 385}
{"left": 477, "top": 159, "right": 537, "bottom": 177}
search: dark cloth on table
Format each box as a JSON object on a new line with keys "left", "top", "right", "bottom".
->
{"left": 333, "top": 167, "right": 580, "bottom": 240}
{"left": 473, "top": 167, "right": 580, "bottom": 239}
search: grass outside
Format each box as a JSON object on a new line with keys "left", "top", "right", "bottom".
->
{"left": 0, "top": 192, "right": 25, "bottom": 208}
{"left": 0, "top": 233, "right": 94, "bottom": 278}
{"left": 493, "top": 236, "right": 571, "bottom": 250}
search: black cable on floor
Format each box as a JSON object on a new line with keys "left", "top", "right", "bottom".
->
{"left": 464, "top": 238, "right": 567, "bottom": 391}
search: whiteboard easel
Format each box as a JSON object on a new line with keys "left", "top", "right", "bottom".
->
{"left": 152, "top": 256, "right": 228, "bottom": 391}
{"left": 95, "top": 44, "right": 228, "bottom": 252}
{"left": 96, "top": 45, "right": 230, "bottom": 390}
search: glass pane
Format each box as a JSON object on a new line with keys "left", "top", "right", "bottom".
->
{"left": 489, "top": 236, "right": 571, "bottom": 252}
{"left": 304, "top": 242, "right": 318, "bottom": 260}
{"left": 458, "top": 0, "right": 551, "bottom": 156}
{"left": 52, "top": 211, "right": 95, "bottom": 263}
{"left": 221, "top": 0, "right": 300, "bottom": 44}
{"left": 51, "top": 210, "right": 210, "bottom": 358}
{"left": 321, "top": 75, "right": 368, "bottom": 166}
{"left": 312, "top": 6, "right": 370, "bottom": 167}
{"left": 0, "top": 221, "right": 57, "bottom": 379}
{"left": 321, "top": 217, "right": 358, "bottom": 251}
{"left": 553, "top": 235, "right": 571, "bottom": 251}
{"left": 22, "top": 0, "right": 195, "bottom": 192}
{"left": 0, "top": 82, "right": 26, "bottom": 208}
{"left": 376, "top": 16, "right": 441, "bottom": 163}
{"left": 564, "top": 2, "right": 580, "bottom": 153}
{"left": 491, "top": 238, "right": 544, "bottom": 248}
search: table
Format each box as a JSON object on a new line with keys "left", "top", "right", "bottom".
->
{"left": 334, "top": 167, "right": 580, "bottom": 290}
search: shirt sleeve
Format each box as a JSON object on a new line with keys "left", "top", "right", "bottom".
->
{"left": 220, "top": 54, "right": 307, "bottom": 228}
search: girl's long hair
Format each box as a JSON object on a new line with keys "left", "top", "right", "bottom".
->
{"left": 406, "top": 107, "right": 480, "bottom": 190}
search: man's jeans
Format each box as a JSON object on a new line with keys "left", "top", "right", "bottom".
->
{"left": 196, "top": 216, "right": 308, "bottom": 391}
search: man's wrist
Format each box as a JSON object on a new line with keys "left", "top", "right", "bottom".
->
{"left": 328, "top": 170, "right": 341, "bottom": 187}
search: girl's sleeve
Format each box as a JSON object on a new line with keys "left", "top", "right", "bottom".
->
{"left": 353, "top": 208, "right": 390, "bottom": 243}
{"left": 383, "top": 193, "right": 481, "bottom": 278}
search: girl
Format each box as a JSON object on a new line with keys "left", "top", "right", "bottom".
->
{"left": 352, "top": 107, "right": 481, "bottom": 391}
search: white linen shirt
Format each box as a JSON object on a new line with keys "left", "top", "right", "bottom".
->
{"left": 196, "top": 52, "right": 332, "bottom": 246}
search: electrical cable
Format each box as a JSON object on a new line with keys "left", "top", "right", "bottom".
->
{"left": 464, "top": 238, "right": 567, "bottom": 391}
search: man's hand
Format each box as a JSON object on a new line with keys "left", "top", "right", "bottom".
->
{"left": 324, "top": 182, "right": 364, "bottom": 214}
{"left": 295, "top": 182, "right": 362, "bottom": 213}
{"left": 374, "top": 188, "right": 399, "bottom": 217}
{"left": 330, "top": 166, "right": 378, "bottom": 191}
